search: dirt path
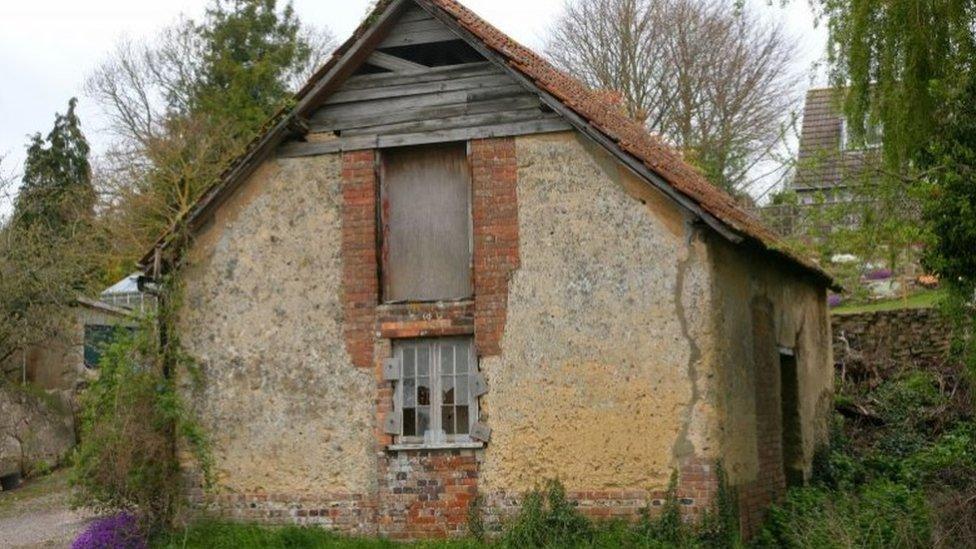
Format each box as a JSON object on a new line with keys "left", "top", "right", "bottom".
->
{"left": 0, "top": 469, "right": 94, "bottom": 548}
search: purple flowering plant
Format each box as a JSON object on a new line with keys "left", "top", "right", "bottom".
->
{"left": 72, "top": 513, "right": 147, "bottom": 549}
{"left": 864, "top": 268, "right": 893, "bottom": 281}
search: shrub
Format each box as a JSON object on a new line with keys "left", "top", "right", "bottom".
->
{"left": 72, "top": 513, "right": 147, "bottom": 549}
{"left": 71, "top": 315, "right": 209, "bottom": 532}
{"left": 499, "top": 476, "right": 739, "bottom": 548}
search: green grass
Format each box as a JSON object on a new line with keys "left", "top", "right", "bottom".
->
{"left": 154, "top": 521, "right": 482, "bottom": 549}
{"left": 832, "top": 288, "right": 945, "bottom": 315}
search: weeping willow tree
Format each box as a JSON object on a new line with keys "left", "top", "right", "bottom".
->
{"left": 815, "top": 0, "right": 976, "bottom": 375}
{"left": 820, "top": 0, "right": 976, "bottom": 166}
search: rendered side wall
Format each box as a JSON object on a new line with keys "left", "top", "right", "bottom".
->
{"left": 478, "top": 133, "right": 721, "bottom": 518}
{"left": 708, "top": 237, "right": 833, "bottom": 537}
{"left": 179, "top": 155, "right": 377, "bottom": 505}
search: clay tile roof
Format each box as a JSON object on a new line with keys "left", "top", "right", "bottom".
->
{"left": 794, "top": 87, "right": 880, "bottom": 193}
{"left": 424, "top": 0, "right": 833, "bottom": 286}
{"left": 142, "top": 0, "right": 835, "bottom": 288}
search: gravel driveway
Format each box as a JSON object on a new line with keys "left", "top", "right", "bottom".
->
{"left": 0, "top": 470, "right": 94, "bottom": 548}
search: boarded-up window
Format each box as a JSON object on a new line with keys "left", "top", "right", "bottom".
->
{"left": 381, "top": 144, "right": 472, "bottom": 302}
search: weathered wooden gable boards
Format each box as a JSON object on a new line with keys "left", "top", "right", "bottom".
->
{"left": 278, "top": 4, "right": 569, "bottom": 158}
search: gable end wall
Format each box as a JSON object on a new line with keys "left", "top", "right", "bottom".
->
{"left": 175, "top": 129, "right": 830, "bottom": 539}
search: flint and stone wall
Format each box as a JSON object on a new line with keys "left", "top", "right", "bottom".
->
{"left": 177, "top": 130, "right": 831, "bottom": 538}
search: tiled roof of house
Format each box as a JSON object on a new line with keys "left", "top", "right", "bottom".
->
{"left": 794, "top": 88, "right": 880, "bottom": 192}
{"left": 142, "top": 0, "right": 835, "bottom": 288}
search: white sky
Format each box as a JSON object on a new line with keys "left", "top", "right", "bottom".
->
{"left": 0, "top": 0, "right": 828, "bottom": 183}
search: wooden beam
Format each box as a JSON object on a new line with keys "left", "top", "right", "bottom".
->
{"left": 312, "top": 84, "right": 526, "bottom": 122}
{"left": 366, "top": 51, "right": 428, "bottom": 72}
{"left": 339, "top": 108, "right": 556, "bottom": 137}
{"left": 341, "top": 61, "right": 497, "bottom": 90}
{"left": 322, "top": 73, "right": 514, "bottom": 105}
{"left": 379, "top": 26, "right": 458, "bottom": 48}
{"left": 412, "top": 0, "right": 744, "bottom": 245}
{"left": 310, "top": 95, "right": 540, "bottom": 133}
{"left": 278, "top": 118, "right": 571, "bottom": 157}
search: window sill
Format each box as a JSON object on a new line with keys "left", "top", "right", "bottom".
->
{"left": 386, "top": 441, "right": 485, "bottom": 452}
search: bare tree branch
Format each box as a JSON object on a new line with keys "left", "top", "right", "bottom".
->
{"left": 546, "top": 0, "right": 802, "bottom": 196}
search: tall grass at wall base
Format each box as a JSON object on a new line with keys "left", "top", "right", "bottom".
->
{"left": 148, "top": 475, "right": 741, "bottom": 549}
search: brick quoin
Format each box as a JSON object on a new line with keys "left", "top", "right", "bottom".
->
{"left": 470, "top": 137, "right": 519, "bottom": 357}
{"left": 340, "top": 150, "right": 379, "bottom": 370}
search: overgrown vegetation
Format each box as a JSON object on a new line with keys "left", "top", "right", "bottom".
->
{"left": 71, "top": 309, "right": 211, "bottom": 534}
{"left": 807, "top": 0, "right": 976, "bottom": 381}
{"left": 0, "top": 99, "right": 105, "bottom": 370}
{"left": 757, "top": 360, "right": 975, "bottom": 547}
{"left": 154, "top": 521, "right": 478, "bottom": 549}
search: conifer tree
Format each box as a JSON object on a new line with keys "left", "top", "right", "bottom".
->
{"left": 15, "top": 98, "right": 95, "bottom": 231}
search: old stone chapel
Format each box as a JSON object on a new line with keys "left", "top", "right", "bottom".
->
{"left": 142, "top": 0, "right": 836, "bottom": 539}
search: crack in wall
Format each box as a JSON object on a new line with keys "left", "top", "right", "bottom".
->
{"left": 671, "top": 219, "right": 703, "bottom": 463}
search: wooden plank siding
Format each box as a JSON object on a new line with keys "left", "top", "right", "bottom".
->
{"left": 381, "top": 144, "right": 473, "bottom": 302}
{"left": 277, "top": 8, "right": 569, "bottom": 157}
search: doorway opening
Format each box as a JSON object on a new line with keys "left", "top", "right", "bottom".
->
{"left": 779, "top": 348, "right": 804, "bottom": 486}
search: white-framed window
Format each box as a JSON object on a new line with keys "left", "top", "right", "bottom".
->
{"left": 391, "top": 337, "right": 481, "bottom": 445}
{"left": 840, "top": 117, "right": 882, "bottom": 150}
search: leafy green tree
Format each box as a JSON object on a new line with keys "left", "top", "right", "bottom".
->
{"left": 192, "top": 0, "right": 312, "bottom": 138}
{"left": 87, "top": 0, "right": 333, "bottom": 276}
{"left": 812, "top": 0, "right": 976, "bottom": 378}
{"left": 819, "top": 0, "right": 976, "bottom": 169}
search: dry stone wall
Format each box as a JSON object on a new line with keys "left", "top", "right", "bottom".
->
{"left": 832, "top": 308, "right": 952, "bottom": 369}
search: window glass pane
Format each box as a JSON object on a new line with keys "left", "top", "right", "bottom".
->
{"left": 417, "top": 407, "right": 431, "bottom": 436}
{"left": 404, "top": 378, "right": 416, "bottom": 407}
{"left": 417, "top": 347, "right": 429, "bottom": 376}
{"left": 417, "top": 377, "right": 430, "bottom": 406}
{"left": 442, "top": 375, "right": 454, "bottom": 405}
{"left": 403, "top": 347, "right": 415, "bottom": 378}
{"left": 442, "top": 406, "right": 456, "bottom": 435}
{"left": 454, "top": 344, "right": 468, "bottom": 374}
{"left": 455, "top": 375, "right": 468, "bottom": 405}
{"left": 441, "top": 345, "right": 454, "bottom": 375}
{"left": 403, "top": 408, "right": 416, "bottom": 436}
{"left": 456, "top": 406, "right": 469, "bottom": 435}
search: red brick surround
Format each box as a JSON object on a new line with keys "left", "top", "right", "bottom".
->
{"left": 340, "top": 150, "right": 379, "bottom": 370}
{"left": 470, "top": 138, "right": 520, "bottom": 357}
